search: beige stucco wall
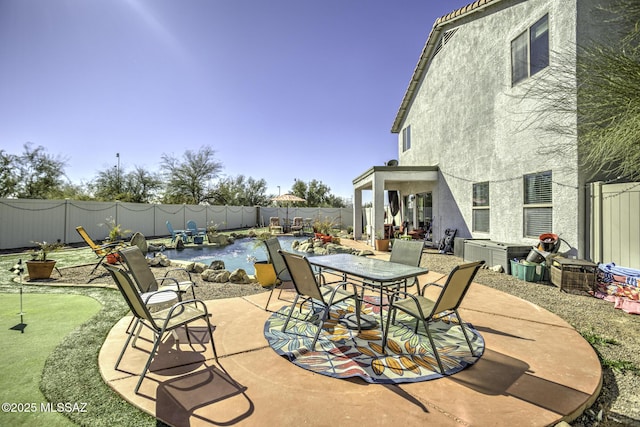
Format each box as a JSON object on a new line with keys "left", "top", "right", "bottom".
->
{"left": 394, "top": 0, "right": 615, "bottom": 256}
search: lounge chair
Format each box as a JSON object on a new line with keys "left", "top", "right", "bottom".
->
{"left": 279, "top": 250, "right": 362, "bottom": 350}
{"left": 75, "top": 226, "right": 126, "bottom": 274}
{"left": 103, "top": 263, "right": 218, "bottom": 394}
{"left": 290, "top": 217, "right": 303, "bottom": 235}
{"left": 268, "top": 217, "right": 283, "bottom": 234}
{"left": 118, "top": 246, "right": 197, "bottom": 299}
{"left": 382, "top": 260, "right": 484, "bottom": 373}
{"left": 166, "top": 220, "right": 190, "bottom": 243}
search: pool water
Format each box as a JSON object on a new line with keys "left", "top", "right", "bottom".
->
{"left": 162, "top": 236, "right": 303, "bottom": 275}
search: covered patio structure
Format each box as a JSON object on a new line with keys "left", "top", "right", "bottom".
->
{"left": 352, "top": 165, "right": 439, "bottom": 246}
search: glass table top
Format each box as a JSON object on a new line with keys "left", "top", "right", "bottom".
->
{"left": 308, "top": 253, "right": 427, "bottom": 283}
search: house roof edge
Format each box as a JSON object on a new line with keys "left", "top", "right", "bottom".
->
{"left": 390, "top": 0, "right": 503, "bottom": 134}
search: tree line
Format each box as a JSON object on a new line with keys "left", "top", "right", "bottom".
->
{"left": 0, "top": 143, "right": 347, "bottom": 207}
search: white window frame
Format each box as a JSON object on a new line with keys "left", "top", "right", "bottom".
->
{"left": 402, "top": 126, "right": 411, "bottom": 152}
{"left": 511, "top": 14, "right": 549, "bottom": 86}
{"left": 523, "top": 171, "right": 552, "bottom": 238}
{"left": 472, "top": 182, "right": 490, "bottom": 233}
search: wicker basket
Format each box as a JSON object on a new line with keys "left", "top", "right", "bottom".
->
{"left": 550, "top": 260, "right": 596, "bottom": 293}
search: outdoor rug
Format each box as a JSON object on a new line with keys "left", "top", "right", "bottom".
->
{"left": 264, "top": 298, "right": 484, "bottom": 384}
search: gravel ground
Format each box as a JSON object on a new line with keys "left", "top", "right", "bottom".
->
{"left": 54, "top": 248, "right": 640, "bottom": 427}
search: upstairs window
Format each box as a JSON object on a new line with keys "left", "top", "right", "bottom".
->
{"left": 523, "top": 171, "right": 552, "bottom": 238}
{"left": 402, "top": 126, "right": 411, "bottom": 152}
{"left": 472, "top": 182, "right": 490, "bottom": 233}
{"left": 511, "top": 14, "right": 549, "bottom": 85}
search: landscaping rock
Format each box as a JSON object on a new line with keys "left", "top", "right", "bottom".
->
{"left": 208, "top": 234, "right": 232, "bottom": 246}
{"left": 209, "top": 260, "right": 225, "bottom": 270}
{"left": 192, "top": 262, "right": 207, "bottom": 273}
{"left": 149, "top": 253, "right": 171, "bottom": 267}
{"left": 130, "top": 232, "right": 148, "bottom": 255}
{"left": 229, "top": 268, "right": 250, "bottom": 283}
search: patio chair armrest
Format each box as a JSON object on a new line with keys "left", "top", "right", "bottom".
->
{"left": 155, "top": 277, "right": 179, "bottom": 286}
{"left": 388, "top": 290, "right": 429, "bottom": 319}
{"left": 419, "top": 282, "right": 444, "bottom": 296}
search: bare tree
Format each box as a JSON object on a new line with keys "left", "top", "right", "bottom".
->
{"left": 161, "top": 146, "right": 223, "bottom": 204}
{"left": 514, "top": 0, "right": 640, "bottom": 181}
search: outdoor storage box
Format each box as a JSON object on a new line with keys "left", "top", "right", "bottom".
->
{"left": 464, "top": 240, "right": 532, "bottom": 275}
{"left": 550, "top": 257, "right": 597, "bottom": 293}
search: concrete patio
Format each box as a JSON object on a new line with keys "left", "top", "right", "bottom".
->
{"left": 98, "top": 260, "right": 602, "bottom": 426}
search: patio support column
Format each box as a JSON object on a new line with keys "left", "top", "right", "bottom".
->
{"left": 353, "top": 189, "right": 363, "bottom": 240}
{"left": 372, "top": 174, "right": 385, "bottom": 246}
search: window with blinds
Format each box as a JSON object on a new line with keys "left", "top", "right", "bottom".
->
{"left": 472, "top": 182, "right": 490, "bottom": 232}
{"left": 511, "top": 14, "right": 549, "bottom": 86}
{"left": 402, "top": 126, "right": 411, "bottom": 152}
{"left": 523, "top": 171, "right": 552, "bottom": 237}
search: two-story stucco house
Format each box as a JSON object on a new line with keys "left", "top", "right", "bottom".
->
{"left": 353, "top": 0, "right": 620, "bottom": 258}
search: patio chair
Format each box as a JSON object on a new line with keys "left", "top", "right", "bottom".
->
{"left": 362, "top": 239, "right": 424, "bottom": 295}
{"left": 103, "top": 263, "right": 218, "bottom": 394}
{"left": 389, "top": 239, "right": 425, "bottom": 292}
{"left": 118, "top": 246, "right": 197, "bottom": 299}
{"left": 186, "top": 220, "right": 206, "bottom": 243}
{"left": 75, "top": 226, "right": 126, "bottom": 274}
{"left": 382, "top": 260, "right": 484, "bottom": 374}
{"left": 290, "top": 217, "right": 303, "bottom": 235}
{"left": 166, "top": 220, "right": 189, "bottom": 243}
{"left": 279, "top": 250, "right": 362, "bottom": 350}
{"left": 263, "top": 237, "right": 293, "bottom": 310}
{"left": 262, "top": 237, "right": 326, "bottom": 311}
{"left": 268, "top": 217, "right": 283, "bottom": 234}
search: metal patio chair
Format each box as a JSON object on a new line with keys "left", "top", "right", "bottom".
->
{"left": 103, "top": 263, "right": 218, "bottom": 394}
{"left": 382, "top": 260, "right": 484, "bottom": 373}
{"left": 279, "top": 250, "right": 362, "bottom": 350}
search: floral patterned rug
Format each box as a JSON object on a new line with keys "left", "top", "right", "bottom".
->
{"left": 263, "top": 297, "right": 484, "bottom": 384}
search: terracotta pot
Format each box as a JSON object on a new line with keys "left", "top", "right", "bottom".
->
{"left": 26, "top": 260, "right": 57, "bottom": 280}
{"left": 106, "top": 253, "right": 120, "bottom": 264}
{"left": 375, "top": 239, "right": 390, "bottom": 252}
{"left": 254, "top": 262, "right": 277, "bottom": 287}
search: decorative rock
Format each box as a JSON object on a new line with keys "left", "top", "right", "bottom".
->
{"left": 210, "top": 260, "right": 225, "bottom": 270}
{"left": 176, "top": 239, "right": 185, "bottom": 251}
{"left": 130, "top": 232, "right": 148, "bottom": 255}
{"left": 192, "top": 262, "right": 207, "bottom": 273}
{"left": 148, "top": 253, "right": 171, "bottom": 267}
{"left": 490, "top": 265, "right": 504, "bottom": 273}
{"left": 214, "top": 270, "right": 231, "bottom": 282}
{"left": 208, "top": 234, "right": 232, "bottom": 246}
{"left": 229, "top": 268, "right": 250, "bottom": 283}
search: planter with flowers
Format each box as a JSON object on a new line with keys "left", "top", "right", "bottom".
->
{"left": 26, "top": 240, "right": 63, "bottom": 280}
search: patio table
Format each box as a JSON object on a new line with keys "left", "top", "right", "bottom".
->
{"left": 308, "top": 253, "right": 428, "bottom": 328}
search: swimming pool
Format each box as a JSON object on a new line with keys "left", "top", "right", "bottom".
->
{"left": 162, "top": 236, "right": 303, "bottom": 275}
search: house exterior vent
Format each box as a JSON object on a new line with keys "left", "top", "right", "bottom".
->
{"left": 432, "top": 28, "right": 458, "bottom": 58}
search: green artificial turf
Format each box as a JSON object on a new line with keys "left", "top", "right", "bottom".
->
{"left": 0, "top": 293, "right": 100, "bottom": 427}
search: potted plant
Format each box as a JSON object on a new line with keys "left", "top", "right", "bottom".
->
{"left": 100, "top": 216, "right": 131, "bottom": 242}
{"left": 374, "top": 231, "right": 390, "bottom": 252}
{"left": 206, "top": 222, "right": 219, "bottom": 242}
{"left": 26, "top": 240, "right": 63, "bottom": 279}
